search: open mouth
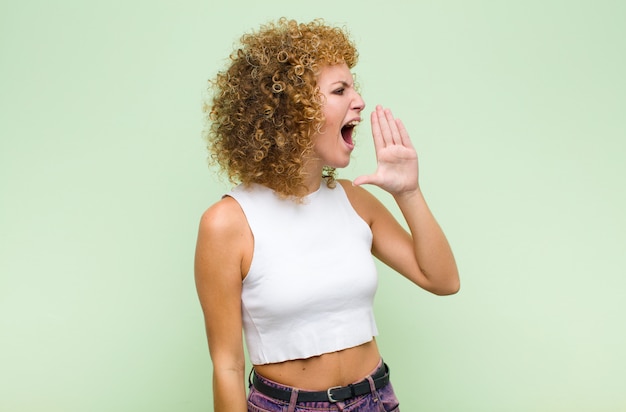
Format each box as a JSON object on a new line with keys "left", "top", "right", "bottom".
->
{"left": 341, "top": 120, "right": 359, "bottom": 147}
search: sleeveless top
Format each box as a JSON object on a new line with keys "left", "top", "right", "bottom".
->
{"left": 227, "top": 181, "right": 379, "bottom": 365}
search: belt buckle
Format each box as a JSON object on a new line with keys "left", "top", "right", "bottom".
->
{"left": 326, "top": 386, "right": 342, "bottom": 403}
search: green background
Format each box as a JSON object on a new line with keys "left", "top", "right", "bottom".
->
{"left": 2, "top": 1, "right": 625, "bottom": 411}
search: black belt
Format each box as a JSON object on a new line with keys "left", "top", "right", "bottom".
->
{"left": 251, "top": 362, "right": 390, "bottom": 403}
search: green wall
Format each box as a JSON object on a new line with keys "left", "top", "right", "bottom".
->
{"left": 1, "top": 1, "right": 625, "bottom": 410}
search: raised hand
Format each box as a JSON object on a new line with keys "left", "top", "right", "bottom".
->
{"left": 353, "top": 105, "right": 419, "bottom": 195}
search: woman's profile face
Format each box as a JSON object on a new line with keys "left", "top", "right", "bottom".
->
{"left": 312, "top": 63, "right": 366, "bottom": 169}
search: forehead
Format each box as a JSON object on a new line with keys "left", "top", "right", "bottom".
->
{"left": 317, "top": 63, "right": 353, "bottom": 85}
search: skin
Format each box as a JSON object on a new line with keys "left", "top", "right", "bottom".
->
{"left": 194, "top": 63, "right": 460, "bottom": 411}
{"left": 306, "top": 63, "right": 365, "bottom": 173}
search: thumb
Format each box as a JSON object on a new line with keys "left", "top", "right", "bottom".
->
{"left": 352, "top": 174, "right": 377, "bottom": 187}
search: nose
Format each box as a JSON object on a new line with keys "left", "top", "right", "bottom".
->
{"left": 352, "top": 92, "right": 366, "bottom": 112}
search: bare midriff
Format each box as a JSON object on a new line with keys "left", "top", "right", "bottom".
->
{"left": 253, "top": 339, "right": 381, "bottom": 391}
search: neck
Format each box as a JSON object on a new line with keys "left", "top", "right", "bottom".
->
{"left": 301, "top": 174, "right": 323, "bottom": 195}
{"left": 301, "top": 158, "right": 325, "bottom": 195}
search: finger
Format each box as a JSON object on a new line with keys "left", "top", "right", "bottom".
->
{"left": 353, "top": 173, "right": 381, "bottom": 187}
{"left": 384, "top": 107, "right": 402, "bottom": 145}
{"left": 376, "top": 105, "right": 394, "bottom": 147}
{"left": 370, "top": 108, "right": 384, "bottom": 155}
{"left": 395, "top": 118, "right": 414, "bottom": 149}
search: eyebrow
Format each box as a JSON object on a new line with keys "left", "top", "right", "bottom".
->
{"left": 330, "top": 81, "right": 352, "bottom": 87}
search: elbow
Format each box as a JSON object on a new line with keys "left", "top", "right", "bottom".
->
{"left": 428, "top": 270, "right": 460, "bottom": 296}
{"left": 434, "top": 281, "right": 460, "bottom": 296}
{"left": 414, "top": 265, "right": 460, "bottom": 296}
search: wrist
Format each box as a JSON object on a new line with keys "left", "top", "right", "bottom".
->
{"left": 392, "top": 186, "right": 423, "bottom": 203}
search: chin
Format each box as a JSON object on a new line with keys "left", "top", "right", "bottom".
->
{"left": 329, "top": 158, "right": 351, "bottom": 169}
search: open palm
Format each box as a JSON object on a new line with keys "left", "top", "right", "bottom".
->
{"left": 353, "top": 105, "right": 419, "bottom": 194}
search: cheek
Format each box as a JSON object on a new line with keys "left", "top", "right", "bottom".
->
{"left": 325, "top": 112, "right": 341, "bottom": 131}
{"left": 321, "top": 102, "right": 341, "bottom": 128}
{"left": 319, "top": 117, "right": 338, "bottom": 136}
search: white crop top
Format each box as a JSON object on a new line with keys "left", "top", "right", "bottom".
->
{"left": 228, "top": 181, "right": 379, "bottom": 365}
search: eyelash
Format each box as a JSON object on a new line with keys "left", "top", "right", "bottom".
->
{"left": 333, "top": 88, "right": 345, "bottom": 95}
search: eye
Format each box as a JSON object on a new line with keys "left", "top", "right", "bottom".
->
{"left": 333, "top": 88, "right": 345, "bottom": 95}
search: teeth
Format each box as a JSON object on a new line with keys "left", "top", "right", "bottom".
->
{"left": 346, "top": 120, "right": 360, "bottom": 127}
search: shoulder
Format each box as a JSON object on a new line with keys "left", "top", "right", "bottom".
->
{"left": 337, "top": 179, "right": 372, "bottom": 199}
{"left": 336, "top": 179, "right": 383, "bottom": 207}
{"left": 196, "top": 196, "right": 253, "bottom": 279}
{"left": 336, "top": 179, "right": 388, "bottom": 225}
{"left": 197, "top": 196, "right": 249, "bottom": 243}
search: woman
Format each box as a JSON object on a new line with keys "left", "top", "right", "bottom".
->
{"left": 195, "top": 18, "right": 459, "bottom": 411}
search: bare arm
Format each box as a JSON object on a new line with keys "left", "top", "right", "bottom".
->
{"left": 194, "top": 197, "right": 251, "bottom": 411}
{"left": 351, "top": 105, "right": 459, "bottom": 295}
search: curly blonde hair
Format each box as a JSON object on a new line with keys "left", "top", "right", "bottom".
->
{"left": 204, "top": 18, "right": 358, "bottom": 198}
